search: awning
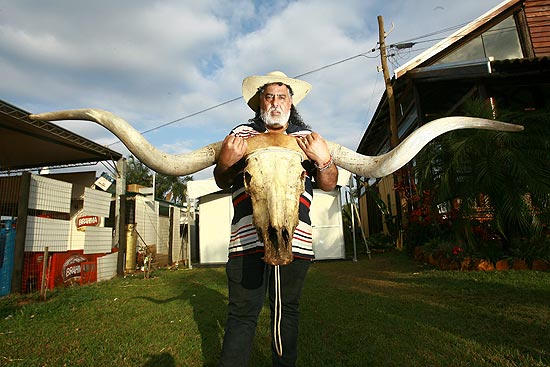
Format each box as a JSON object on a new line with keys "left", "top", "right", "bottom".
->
{"left": 0, "top": 99, "right": 122, "bottom": 172}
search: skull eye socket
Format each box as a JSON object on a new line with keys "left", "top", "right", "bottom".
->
{"left": 244, "top": 171, "right": 252, "bottom": 188}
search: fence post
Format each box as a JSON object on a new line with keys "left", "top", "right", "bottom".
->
{"left": 116, "top": 157, "right": 127, "bottom": 277}
{"left": 40, "top": 247, "right": 49, "bottom": 300}
{"left": 117, "top": 194, "right": 127, "bottom": 276}
{"left": 11, "top": 171, "right": 31, "bottom": 293}
{"left": 168, "top": 206, "right": 174, "bottom": 266}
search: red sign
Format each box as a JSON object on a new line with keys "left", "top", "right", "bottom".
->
{"left": 76, "top": 215, "right": 100, "bottom": 230}
{"left": 61, "top": 254, "right": 87, "bottom": 283}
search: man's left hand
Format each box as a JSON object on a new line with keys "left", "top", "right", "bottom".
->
{"left": 296, "top": 132, "right": 331, "bottom": 166}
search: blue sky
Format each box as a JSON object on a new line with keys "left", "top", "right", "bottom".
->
{"left": 0, "top": 0, "right": 505, "bottom": 179}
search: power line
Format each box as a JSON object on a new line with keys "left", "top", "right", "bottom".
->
{"left": 106, "top": 48, "right": 380, "bottom": 147}
{"left": 106, "top": 13, "right": 509, "bottom": 146}
{"left": 106, "top": 96, "right": 242, "bottom": 147}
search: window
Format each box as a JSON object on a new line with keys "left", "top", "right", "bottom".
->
{"left": 436, "top": 16, "right": 523, "bottom": 65}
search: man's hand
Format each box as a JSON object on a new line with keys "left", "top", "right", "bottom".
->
{"left": 218, "top": 134, "right": 247, "bottom": 169}
{"left": 214, "top": 134, "right": 247, "bottom": 189}
{"left": 296, "top": 132, "right": 331, "bottom": 166}
{"left": 296, "top": 132, "right": 338, "bottom": 191}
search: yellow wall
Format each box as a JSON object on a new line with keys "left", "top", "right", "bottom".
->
{"left": 378, "top": 175, "right": 397, "bottom": 234}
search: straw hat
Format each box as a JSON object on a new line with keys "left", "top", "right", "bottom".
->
{"left": 242, "top": 71, "right": 312, "bottom": 112}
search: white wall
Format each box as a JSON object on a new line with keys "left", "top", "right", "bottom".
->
{"left": 28, "top": 175, "right": 72, "bottom": 213}
{"left": 198, "top": 193, "right": 232, "bottom": 264}
{"left": 134, "top": 196, "right": 158, "bottom": 250}
{"left": 310, "top": 190, "right": 346, "bottom": 260}
{"left": 196, "top": 189, "right": 345, "bottom": 264}
{"left": 97, "top": 252, "right": 118, "bottom": 281}
{"left": 84, "top": 227, "right": 112, "bottom": 254}
{"left": 26, "top": 174, "right": 114, "bottom": 254}
{"left": 83, "top": 187, "right": 111, "bottom": 217}
{"left": 25, "top": 216, "right": 70, "bottom": 252}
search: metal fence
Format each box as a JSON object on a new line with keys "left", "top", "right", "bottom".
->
{"left": 0, "top": 172, "right": 117, "bottom": 295}
{"left": 0, "top": 172, "right": 189, "bottom": 296}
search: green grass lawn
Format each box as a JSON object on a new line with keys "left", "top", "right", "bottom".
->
{"left": 1, "top": 252, "right": 549, "bottom": 367}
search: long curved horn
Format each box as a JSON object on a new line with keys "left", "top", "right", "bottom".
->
{"left": 29, "top": 111, "right": 523, "bottom": 179}
{"left": 29, "top": 109, "right": 222, "bottom": 176}
{"left": 328, "top": 117, "right": 523, "bottom": 178}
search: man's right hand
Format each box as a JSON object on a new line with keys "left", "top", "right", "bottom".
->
{"left": 218, "top": 134, "right": 247, "bottom": 169}
{"left": 214, "top": 134, "right": 248, "bottom": 189}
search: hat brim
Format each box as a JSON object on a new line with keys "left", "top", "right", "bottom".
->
{"left": 242, "top": 73, "right": 312, "bottom": 112}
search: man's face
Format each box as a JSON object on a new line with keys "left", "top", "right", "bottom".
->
{"left": 259, "top": 83, "right": 292, "bottom": 129}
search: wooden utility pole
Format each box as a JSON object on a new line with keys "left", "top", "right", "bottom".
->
{"left": 378, "top": 15, "right": 403, "bottom": 233}
{"left": 378, "top": 15, "right": 399, "bottom": 149}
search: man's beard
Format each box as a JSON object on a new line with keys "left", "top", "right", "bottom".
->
{"left": 261, "top": 107, "right": 290, "bottom": 129}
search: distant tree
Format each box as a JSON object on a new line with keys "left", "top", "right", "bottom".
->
{"left": 125, "top": 155, "right": 193, "bottom": 203}
{"left": 154, "top": 174, "right": 193, "bottom": 205}
{"left": 126, "top": 155, "right": 152, "bottom": 187}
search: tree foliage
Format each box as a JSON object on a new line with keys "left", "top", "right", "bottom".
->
{"left": 154, "top": 173, "right": 193, "bottom": 204}
{"left": 413, "top": 100, "right": 550, "bottom": 256}
{"left": 126, "top": 155, "right": 152, "bottom": 187}
{"left": 125, "top": 155, "right": 193, "bottom": 204}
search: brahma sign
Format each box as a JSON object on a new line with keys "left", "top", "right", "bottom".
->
{"left": 76, "top": 215, "right": 100, "bottom": 231}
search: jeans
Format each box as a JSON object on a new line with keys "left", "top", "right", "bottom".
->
{"left": 218, "top": 252, "right": 311, "bottom": 367}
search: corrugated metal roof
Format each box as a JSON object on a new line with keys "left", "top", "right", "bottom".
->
{"left": 0, "top": 99, "right": 122, "bottom": 172}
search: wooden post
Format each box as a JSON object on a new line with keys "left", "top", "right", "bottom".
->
{"left": 40, "top": 247, "right": 49, "bottom": 300}
{"left": 117, "top": 194, "right": 127, "bottom": 276}
{"left": 378, "top": 15, "right": 403, "bottom": 230}
{"left": 186, "top": 199, "right": 193, "bottom": 270}
{"left": 378, "top": 15, "right": 399, "bottom": 149}
{"left": 116, "top": 158, "right": 127, "bottom": 277}
{"left": 168, "top": 206, "right": 174, "bottom": 266}
{"left": 11, "top": 171, "right": 31, "bottom": 294}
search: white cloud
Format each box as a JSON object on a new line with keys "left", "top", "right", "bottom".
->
{"left": 0, "top": 0, "right": 505, "bottom": 178}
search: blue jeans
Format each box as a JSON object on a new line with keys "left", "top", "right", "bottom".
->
{"left": 218, "top": 252, "right": 311, "bottom": 367}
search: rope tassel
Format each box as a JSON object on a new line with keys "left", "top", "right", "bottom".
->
{"left": 274, "top": 265, "right": 283, "bottom": 357}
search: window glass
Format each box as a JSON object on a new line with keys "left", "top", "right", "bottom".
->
{"left": 483, "top": 16, "right": 523, "bottom": 59}
{"left": 436, "top": 37, "right": 485, "bottom": 64}
{"left": 435, "top": 15, "right": 523, "bottom": 65}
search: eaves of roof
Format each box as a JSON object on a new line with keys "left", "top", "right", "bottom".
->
{"left": 0, "top": 99, "right": 122, "bottom": 172}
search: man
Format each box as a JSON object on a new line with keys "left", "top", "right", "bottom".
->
{"left": 215, "top": 71, "right": 338, "bottom": 366}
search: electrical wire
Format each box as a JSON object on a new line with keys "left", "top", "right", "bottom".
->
{"left": 105, "top": 13, "right": 514, "bottom": 146}
{"left": 106, "top": 49, "right": 380, "bottom": 147}
{"left": 362, "top": 69, "right": 382, "bottom": 132}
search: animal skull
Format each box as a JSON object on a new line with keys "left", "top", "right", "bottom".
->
{"left": 28, "top": 109, "right": 524, "bottom": 265}
{"left": 243, "top": 134, "right": 307, "bottom": 265}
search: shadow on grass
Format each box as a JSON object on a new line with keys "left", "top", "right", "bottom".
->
{"left": 400, "top": 274, "right": 550, "bottom": 359}
{"left": 134, "top": 269, "right": 228, "bottom": 366}
{"left": 143, "top": 352, "right": 175, "bottom": 367}
{"left": 300, "top": 254, "right": 550, "bottom": 366}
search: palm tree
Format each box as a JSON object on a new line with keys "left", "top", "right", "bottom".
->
{"left": 126, "top": 155, "right": 152, "bottom": 187}
{"left": 154, "top": 174, "right": 193, "bottom": 205}
{"left": 125, "top": 155, "right": 193, "bottom": 204}
{"left": 413, "top": 101, "right": 550, "bottom": 257}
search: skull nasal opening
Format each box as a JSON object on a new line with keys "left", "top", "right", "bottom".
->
{"left": 267, "top": 226, "right": 291, "bottom": 251}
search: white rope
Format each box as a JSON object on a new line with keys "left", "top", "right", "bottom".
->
{"left": 274, "top": 265, "right": 283, "bottom": 357}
